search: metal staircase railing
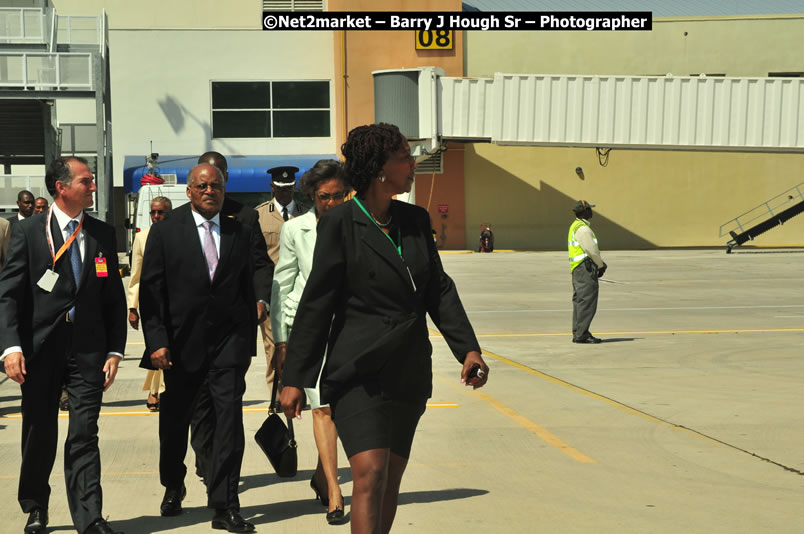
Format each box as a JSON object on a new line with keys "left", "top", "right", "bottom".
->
{"left": 0, "top": 8, "right": 45, "bottom": 44}
{"left": 719, "top": 182, "right": 804, "bottom": 252}
{"left": 0, "top": 51, "right": 93, "bottom": 90}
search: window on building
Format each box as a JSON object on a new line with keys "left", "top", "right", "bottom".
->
{"left": 262, "top": 0, "right": 324, "bottom": 11}
{"left": 211, "top": 80, "right": 330, "bottom": 139}
{"left": 768, "top": 72, "right": 803, "bottom": 77}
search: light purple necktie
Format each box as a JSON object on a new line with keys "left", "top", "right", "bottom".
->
{"left": 201, "top": 220, "right": 218, "bottom": 280}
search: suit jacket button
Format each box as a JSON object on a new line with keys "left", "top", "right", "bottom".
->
{"left": 369, "top": 271, "right": 376, "bottom": 279}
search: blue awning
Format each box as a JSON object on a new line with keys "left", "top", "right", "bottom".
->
{"left": 122, "top": 154, "right": 339, "bottom": 193}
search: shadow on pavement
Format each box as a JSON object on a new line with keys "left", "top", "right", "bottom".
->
{"left": 239, "top": 467, "right": 353, "bottom": 493}
{"left": 398, "top": 488, "right": 488, "bottom": 505}
{"left": 110, "top": 488, "right": 486, "bottom": 532}
{"left": 600, "top": 338, "right": 638, "bottom": 343}
{"left": 731, "top": 249, "right": 804, "bottom": 254}
{"left": 101, "top": 398, "right": 267, "bottom": 408}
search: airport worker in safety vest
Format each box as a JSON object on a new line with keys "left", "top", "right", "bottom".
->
{"left": 568, "top": 200, "right": 607, "bottom": 344}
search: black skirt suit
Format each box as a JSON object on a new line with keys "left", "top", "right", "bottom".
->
{"left": 282, "top": 199, "right": 480, "bottom": 457}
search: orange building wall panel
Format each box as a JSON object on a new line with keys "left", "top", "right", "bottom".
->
{"left": 330, "top": 0, "right": 467, "bottom": 248}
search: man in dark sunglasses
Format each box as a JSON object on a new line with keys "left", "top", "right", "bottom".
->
{"left": 128, "top": 196, "right": 172, "bottom": 331}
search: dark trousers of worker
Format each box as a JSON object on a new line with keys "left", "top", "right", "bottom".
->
{"left": 160, "top": 362, "right": 247, "bottom": 510}
{"left": 572, "top": 259, "right": 599, "bottom": 340}
{"left": 190, "top": 377, "right": 214, "bottom": 481}
{"left": 18, "top": 322, "right": 106, "bottom": 534}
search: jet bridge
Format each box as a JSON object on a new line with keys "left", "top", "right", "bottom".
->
{"left": 374, "top": 67, "right": 804, "bottom": 247}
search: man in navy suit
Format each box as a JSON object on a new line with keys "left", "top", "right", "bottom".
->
{"left": 0, "top": 157, "right": 127, "bottom": 534}
{"left": 140, "top": 163, "right": 257, "bottom": 533}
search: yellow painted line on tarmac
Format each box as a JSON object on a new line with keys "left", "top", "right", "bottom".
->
{"left": 480, "top": 349, "right": 697, "bottom": 436}
{"left": 1, "top": 402, "right": 459, "bottom": 420}
{"left": 434, "top": 374, "right": 596, "bottom": 464}
{"left": 430, "top": 327, "right": 804, "bottom": 339}
{"left": 474, "top": 390, "right": 596, "bottom": 464}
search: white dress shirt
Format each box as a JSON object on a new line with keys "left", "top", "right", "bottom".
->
{"left": 51, "top": 202, "right": 86, "bottom": 262}
{"left": 272, "top": 198, "right": 296, "bottom": 218}
{"left": 191, "top": 209, "right": 221, "bottom": 255}
{"left": 2, "top": 205, "right": 123, "bottom": 360}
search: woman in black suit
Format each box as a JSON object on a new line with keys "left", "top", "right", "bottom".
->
{"left": 280, "top": 123, "right": 489, "bottom": 534}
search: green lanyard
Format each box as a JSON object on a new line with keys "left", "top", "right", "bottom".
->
{"left": 353, "top": 197, "right": 402, "bottom": 257}
{"left": 353, "top": 197, "right": 417, "bottom": 292}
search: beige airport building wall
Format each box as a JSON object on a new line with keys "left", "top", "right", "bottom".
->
{"left": 51, "top": 0, "right": 262, "bottom": 29}
{"left": 51, "top": 1, "right": 334, "bottom": 188}
{"left": 464, "top": 16, "right": 804, "bottom": 249}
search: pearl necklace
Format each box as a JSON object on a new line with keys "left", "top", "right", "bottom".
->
{"left": 372, "top": 212, "right": 392, "bottom": 227}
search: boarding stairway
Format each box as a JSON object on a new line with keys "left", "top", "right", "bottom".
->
{"left": 719, "top": 183, "right": 804, "bottom": 253}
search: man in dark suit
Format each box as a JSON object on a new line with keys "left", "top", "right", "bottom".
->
{"left": 140, "top": 163, "right": 257, "bottom": 533}
{"left": 186, "top": 151, "right": 274, "bottom": 485}
{"left": 0, "top": 157, "right": 127, "bottom": 534}
{"left": 8, "top": 189, "right": 35, "bottom": 224}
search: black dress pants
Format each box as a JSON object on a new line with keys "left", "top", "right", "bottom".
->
{"left": 19, "top": 322, "right": 106, "bottom": 534}
{"left": 190, "top": 376, "right": 214, "bottom": 481}
{"left": 160, "top": 364, "right": 247, "bottom": 510}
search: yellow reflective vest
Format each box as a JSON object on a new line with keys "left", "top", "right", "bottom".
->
{"left": 568, "top": 219, "right": 597, "bottom": 272}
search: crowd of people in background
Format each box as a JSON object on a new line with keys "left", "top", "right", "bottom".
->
{"left": 0, "top": 123, "right": 490, "bottom": 534}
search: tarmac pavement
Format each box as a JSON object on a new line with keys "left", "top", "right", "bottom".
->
{"left": 1, "top": 248, "right": 802, "bottom": 533}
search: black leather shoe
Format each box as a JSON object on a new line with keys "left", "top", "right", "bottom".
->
{"left": 24, "top": 509, "right": 47, "bottom": 534}
{"left": 573, "top": 335, "right": 602, "bottom": 344}
{"left": 212, "top": 509, "right": 255, "bottom": 533}
{"left": 83, "top": 519, "right": 124, "bottom": 534}
{"left": 326, "top": 506, "right": 345, "bottom": 525}
{"left": 310, "top": 475, "right": 329, "bottom": 507}
{"left": 160, "top": 485, "right": 186, "bottom": 517}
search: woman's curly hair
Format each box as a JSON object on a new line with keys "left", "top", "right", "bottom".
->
{"left": 300, "top": 159, "right": 347, "bottom": 197}
{"left": 341, "top": 123, "right": 406, "bottom": 196}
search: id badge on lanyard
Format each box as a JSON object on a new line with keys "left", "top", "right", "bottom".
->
{"left": 37, "top": 207, "right": 83, "bottom": 292}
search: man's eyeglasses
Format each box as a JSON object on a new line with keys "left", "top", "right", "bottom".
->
{"left": 150, "top": 210, "right": 167, "bottom": 215}
{"left": 190, "top": 183, "right": 223, "bottom": 193}
{"left": 317, "top": 191, "right": 347, "bottom": 201}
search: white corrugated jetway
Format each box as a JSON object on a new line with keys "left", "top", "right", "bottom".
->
{"left": 374, "top": 67, "right": 804, "bottom": 154}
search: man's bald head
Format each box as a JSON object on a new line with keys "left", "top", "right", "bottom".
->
{"left": 187, "top": 163, "right": 225, "bottom": 219}
{"left": 198, "top": 151, "right": 228, "bottom": 182}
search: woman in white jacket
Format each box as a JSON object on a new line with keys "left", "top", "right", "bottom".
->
{"left": 271, "top": 160, "right": 349, "bottom": 524}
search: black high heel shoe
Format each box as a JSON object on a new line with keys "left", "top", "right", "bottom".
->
{"left": 310, "top": 476, "right": 329, "bottom": 507}
{"left": 326, "top": 506, "right": 345, "bottom": 525}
